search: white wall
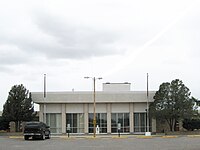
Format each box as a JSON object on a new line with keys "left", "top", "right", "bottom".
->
{"left": 88, "top": 104, "right": 107, "bottom": 113}
{"left": 46, "top": 104, "right": 62, "bottom": 113}
{"left": 111, "top": 103, "right": 130, "bottom": 113}
{"left": 133, "top": 103, "right": 147, "bottom": 112}
{"left": 66, "top": 104, "right": 84, "bottom": 113}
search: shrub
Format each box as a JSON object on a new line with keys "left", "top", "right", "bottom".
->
{"left": 183, "top": 119, "right": 200, "bottom": 131}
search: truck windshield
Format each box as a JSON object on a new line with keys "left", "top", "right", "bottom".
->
{"left": 26, "top": 122, "right": 40, "bottom": 126}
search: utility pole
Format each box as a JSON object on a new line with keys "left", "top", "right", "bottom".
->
{"left": 43, "top": 74, "right": 46, "bottom": 123}
{"left": 84, "top": 76, "right": 102, "bottom": 137}
{"left": 145, "top": 73, "right": 151, "bottom": 136}
{"left": 147, "top": 73, "right": 149, "bottom": 132}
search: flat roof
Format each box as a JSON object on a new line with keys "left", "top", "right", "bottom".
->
{"left": 32, "top": 91, "right": 155, "bottom": 104}
{"left": 103, "top": 82, "right": 131, "bottom": 84}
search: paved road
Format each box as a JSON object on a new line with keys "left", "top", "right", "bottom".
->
{"left": 1, "top": 136, "right": 200, "bottom": 150}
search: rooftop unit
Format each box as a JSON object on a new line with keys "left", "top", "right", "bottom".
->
{"left": 103, "top": 82, "right": 131, "bottom": 91}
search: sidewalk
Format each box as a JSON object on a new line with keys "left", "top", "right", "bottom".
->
{"left": 51, "top": 133, "right": 179, "bottom": 139}
{"left": 2, "top": 132, "right": 200, "bottom": 139}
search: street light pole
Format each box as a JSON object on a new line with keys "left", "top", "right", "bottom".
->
{"left": 93, "top": 77, "right": 96, "bottom": 138}
{"left": 145, "top": 73, "right": 151, "bottom": 136}
{"left": 84, "top": 76, "right": 102, "bottom": 138}
{"left": 147, "top": 73, "right": 149, "bottom": 133}
{"left": 43, "top": 74, "right": 46, "bottom": 123}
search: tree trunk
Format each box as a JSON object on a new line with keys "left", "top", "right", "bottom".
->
{"left": 15, "top": 121, "right": 20, "bottom": 132}
{"left": 169, "top": 122, "right": 173, "bottom": 132}
{"left": 166, "top": 118, "right": 175, "bottom": 132}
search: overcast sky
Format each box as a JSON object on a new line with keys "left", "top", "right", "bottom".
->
{"left": 0, "top": 0, "right": 200, "bottom": 111}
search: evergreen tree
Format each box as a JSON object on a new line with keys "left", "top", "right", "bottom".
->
{"left": 2, "top": 84, "right": 36, "bottom": 131}
{"left": 149, "top": 79, "right": 197, "bottom": 131}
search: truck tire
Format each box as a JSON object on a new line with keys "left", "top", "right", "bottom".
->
{"left": 41, "top": 132, "right": 45, "bottom": 140}
{"left": 47, "top": 133, "right": 51, "bottom": 139}
{"left": 24, "top": 135, "right": 29, "bottom": 140}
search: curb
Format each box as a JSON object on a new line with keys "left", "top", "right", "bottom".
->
{"left": 136, "top": 136, "right": 153, "bottom": 139}
{"left": 9, "top": 136, "right": 23, "bottom": 139}
{"left": 85, "top": 137, "right": 101, "bottom": 139}
{"left": 60, "top": 137, "right": 76, "bottom": 140}
{"left": 187, "top": 135, "right": 200, "bottom": 138}
{"left": 162, "top": 136, "right": 178, "bottom": 138}
{"left": 111, "top": 136, "right": 128, "bottom": 139}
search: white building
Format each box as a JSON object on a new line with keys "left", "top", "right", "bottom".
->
{"left": 32, "top": 83, "right": 156, "bottom": 134}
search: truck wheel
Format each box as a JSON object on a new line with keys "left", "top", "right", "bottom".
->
{"left": 24, "top": 136, "right": 29, "bottom": 140}
{"left": 41, "top": 132, "right": 45, "bottom": 140}
{"left": 47, "top": 133, "right": 51, "bottom": 139}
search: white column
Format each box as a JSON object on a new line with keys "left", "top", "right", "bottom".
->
{"left": 61, "top": 104, "right": 66, "bottom": 134}
{"left": 84, "top": 104, "right": 89, "bottom": 134}
{"left": 43, "top": 104, "right": 46, "bottom": 123}
{"left": 129, "top": 103, "right": 134, "bottom": 133}
{"left": 39, "top": 104, "right": 44, "bottom": 122}
{"left": 107, "top": 104, "right": 111, "bottom": 134}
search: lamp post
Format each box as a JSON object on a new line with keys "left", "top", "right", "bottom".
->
{"left": 84, "top": 77, "right": 102, "bottom": 137}
{"left": 43, "top": 74, "right": 46, "bottom": 123}
{"left": 145, "top": 73, "right": 151, "bottom": 136}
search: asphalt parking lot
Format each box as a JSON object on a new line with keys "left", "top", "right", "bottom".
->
{"left": 1, "top": 135, "right": 200, "bottom": 150}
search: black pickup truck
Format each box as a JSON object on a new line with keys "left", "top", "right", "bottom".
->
{"left": 24, "top": 122, "right": 51, "bottom": 140}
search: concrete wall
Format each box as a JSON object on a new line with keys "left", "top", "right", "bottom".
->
{"left": 46, "top": 104, "right": 62, "bottom": 113}
{"left": 42, "top": 103, "right": 147, "bottom": 114}
{"left": 111, "top": 103, "right": 130, "bottom": 113}
{"left": 32, "top": 91, "right": 155, "bottom": 103}
{"left": 66, "top": 104, "right": 84, "bottom": 113}
{"left": 133, "top": 103, "right": 147, "bottom": 112}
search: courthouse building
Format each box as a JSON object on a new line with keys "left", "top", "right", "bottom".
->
{"left": 32, "top": 82, "right": 156, "bottom": 134}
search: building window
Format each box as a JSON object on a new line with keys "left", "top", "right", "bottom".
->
{"left": 134, "top": 113, "right": 152, "bottom": 132}
{"left": 66, "top": 113, "right": 84, "bottom": 133}
{"left": 111, "top": 113, "right": 130, "bottom": 133}
{"left": 88, "top": 113, "right": 107, "bottom": 133}
{"left": 46, "top": 113, "right": 62, "bottom": 134}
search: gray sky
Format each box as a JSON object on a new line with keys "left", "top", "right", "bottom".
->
{"left": 0, "top": 0, "right": 200, "bottom": 111}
